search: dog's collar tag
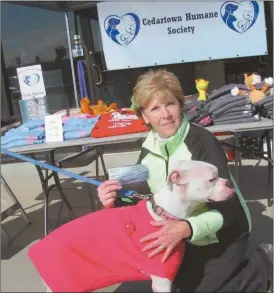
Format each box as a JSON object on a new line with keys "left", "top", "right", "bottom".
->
{"left": 133, "top": 193, "right": 153, "bottom": 200}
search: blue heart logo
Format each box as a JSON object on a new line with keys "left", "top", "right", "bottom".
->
{"left": 220, "top": 1, "right": 259, "bottom": 33}
{"left": 104, "top": 13, "right": 140, "bottom": 46}
{"left": 23, "top": 74, "right": 40, "bottom": 87}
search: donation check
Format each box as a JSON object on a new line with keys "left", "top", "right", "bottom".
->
{"left": 108, "top": 164, "right": 149, "bottom": 185}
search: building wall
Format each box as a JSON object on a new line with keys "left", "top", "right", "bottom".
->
{"left": 1, "top": 2, "right": 273, "bottom": 123}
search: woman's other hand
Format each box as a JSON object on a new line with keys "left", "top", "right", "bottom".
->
{"left": 97, "top": 180, "right": 122, "bottom": 209}
{"left": 140, "top": 220, "right": 191, "bottom": 263}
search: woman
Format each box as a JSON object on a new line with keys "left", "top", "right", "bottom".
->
{"left": 98, "top": 69, "right": 272, "bottom": 292}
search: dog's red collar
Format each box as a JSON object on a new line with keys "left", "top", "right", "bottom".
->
{"left": 153, "top": 205, "right": 180, "bottom": 220}
{"left": 133, "top": 193, "right": 180, "bottom": 221}
{"left": 150, "top": 197, "right": 180, "bottom": 221}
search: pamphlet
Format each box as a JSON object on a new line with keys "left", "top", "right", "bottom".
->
{"left": 45, "top": 114, "right": 64, "bottom": 143}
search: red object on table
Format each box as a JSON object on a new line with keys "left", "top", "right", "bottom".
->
{"left": 91, "top": 110, "right": 149, "bottom": 138}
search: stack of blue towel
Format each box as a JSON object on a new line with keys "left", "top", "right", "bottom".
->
{"left": 1, "top": 120, "right": 45, "bottom": 149}
{"left": 1, "top": 116, "right": 100, "bottom": 149}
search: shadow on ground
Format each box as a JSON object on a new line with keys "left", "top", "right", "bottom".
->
{"left": 1, "top": 165, "right": 273, "bottom": 261}
{"left": 1, "top": 178, "right": 101, "bottom": 260}
{"left": 229, "top": 164, "right": 273, "bottom": 202}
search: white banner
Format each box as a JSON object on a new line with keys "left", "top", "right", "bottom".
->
{"left": 17, "top": 64, "right": 46, "bottom": 100}
{"left": 97, "top": 1, "right": 267, "bottom": 71}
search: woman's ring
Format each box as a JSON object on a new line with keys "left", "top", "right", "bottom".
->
{"left": 159, "top": 244, "right": 165, "bottom": 250}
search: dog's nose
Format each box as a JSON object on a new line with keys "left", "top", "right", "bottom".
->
{"left": 225, "top": 179, "right": 233, "bottom": 188}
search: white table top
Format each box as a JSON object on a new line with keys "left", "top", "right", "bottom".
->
{"left": 3, "top": 118, "right": 273, "bottom": 154}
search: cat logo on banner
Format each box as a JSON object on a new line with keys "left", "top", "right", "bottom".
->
{"left": 97, "top": 1, "right": 266, "bottom": 71}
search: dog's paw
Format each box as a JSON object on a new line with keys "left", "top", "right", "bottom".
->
{"left": 151, "top": 275, "right": 172, "bottom": 292}
{"left": 231, "top": 87, "right": 239, "bottom": 96}
{"left": 265, "top": 77, "right": 273, "bottom": 86}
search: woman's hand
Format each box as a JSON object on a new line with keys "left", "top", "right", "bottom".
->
{"left": 97, "top": 180, "right": 122, "bottom": 209}
{"left": 140, "top": 220, "right": 192, "bottom": 263}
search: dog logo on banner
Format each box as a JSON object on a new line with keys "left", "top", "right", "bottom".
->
{"left": 23, "top": 74, "right": 40, "bottom": 87}
{"left": 104, "top": 13, "right": 140, "bottom": 46}
{"left": 220, "top": 1, "right": 259, "bottom": 33}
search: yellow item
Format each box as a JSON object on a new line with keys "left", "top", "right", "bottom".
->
{"left": 195, "top": 78, "right": 209, "bottom": 101}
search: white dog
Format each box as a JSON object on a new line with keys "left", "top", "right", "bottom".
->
{"left": 29, "top": 160, "right": 234, "bottom": 293}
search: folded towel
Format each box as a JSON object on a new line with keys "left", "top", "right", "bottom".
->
{"left": 62, "top": 116, "right": 99, "bottom": 140}
{"left": 12, "top": 119, "right": 45, "bottom": 131}
{"left": 185, "top": 109, "right": 199, "bottom": 121}
{"left": 263, "top": 101, "right": 273, "bottom": 109}
{"left": 206, "top": 95, "right": 250, "bottom": 114}
{"left": 62, "top": 113, "right": 94, "bottom": 123}
{"left": 2, "top": 128, "right": 45, "bottom": 145}
{"left": 213, "top": 115, "right": 260, "bottom": 125}
{"left": 222, "top": 105, "right": 252, "bottom": 113}
{"left": 1, "top": 139, "right": 43, "bottom": 149}
{"left": 184, "top": 100, "right": 199, "bottom": 112}
{"left": 1, "top": 116, "right": 100, "bottom": 148}
{"left": 194, "top": 114, "right": 209, "bottom": 123}
{"left": 207, "top": 84, "right": 248, "bottom": 100}
{"left": 212, "top": 111, "right": 253, "bottom": 120}
{"left": 211, "top": 101, "right": 252, "bottom": 118}
{"left": 185, "top": 101, "right": 209, "bottom": 123}
{"left": 63, "top": 117, "right": 100, "bottom": 132}
{"left": 254, "top": 96, "right": 273, "bottom": 107}
{"left": 213, "top": 112, "right": 257, "bottom": 123}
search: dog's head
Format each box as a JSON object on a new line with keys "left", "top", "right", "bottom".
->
{"left": 153, "top": 160, "right": 235, "bottom": 219}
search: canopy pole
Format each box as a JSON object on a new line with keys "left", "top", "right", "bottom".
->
{"left": 64, "top": 11, "right": 79, "bottom": 108}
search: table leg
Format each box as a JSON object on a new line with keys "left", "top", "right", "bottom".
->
{"left": 1, "top": 225, "right": 10, "bottom": 245}
{"left": 49, "top": 151, "right": 74, "bottom": 220}
{"left": 234, "top": 133, "right": 241, "bottom": 184}
{"left": 1, "top": 175, "right": 31, "bottom": 225}
{"left": 95, "top": 156, "right": 99, "bottom": 179}
{"left": 31, "top": 151, "right": 73, "bottom": 236}
{"left": 34, "top": 163, "right": 51, "bottom": 236}
{"left": 100, "top": 152, "right": 108, "bottom": 180}
{"left": 265, "top": 130, "right": 273, "bottom": 207}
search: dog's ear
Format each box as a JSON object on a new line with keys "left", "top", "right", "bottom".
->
{"left": 167, "top": 170, "right": 183, "bottom": 190}
{"left": 167, "top": 170, "right": 188, "bottom": 196}
{"left": 169, "top": 171, "right": 181, "bottom": 184}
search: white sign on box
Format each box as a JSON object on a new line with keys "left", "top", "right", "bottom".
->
{"left": 108, "top": 164, "right": 149, "bottom": 185}
{"left": 45, "top": 114, "right": 64, "bottom": 143}
{"left": 17, "top": 64, "right": 46, "bottom": 100}
{"left": 97, "top": 1, "right": 267, "bottom": 70}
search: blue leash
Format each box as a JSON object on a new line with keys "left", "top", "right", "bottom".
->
{"left": 1, "top": 148, "right": 136, "bottom": 199}
{"left": 77, "top": 60, "right": 88, "bottom": 99}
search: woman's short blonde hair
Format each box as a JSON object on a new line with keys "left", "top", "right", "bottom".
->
{"left": 133, "top": 69, "right": 185, "bottom": 110}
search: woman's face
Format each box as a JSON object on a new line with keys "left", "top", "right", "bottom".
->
{"left": 141, "top": 95, "right": 182, "bottom": 139}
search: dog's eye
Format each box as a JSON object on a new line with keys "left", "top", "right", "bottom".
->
{"left": 209, "top": 177, "right": 216, "bottom": 183}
